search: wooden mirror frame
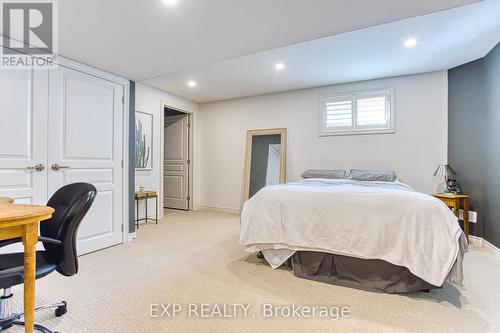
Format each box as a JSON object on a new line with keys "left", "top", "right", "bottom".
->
{"left": 243, "top": 128, "right": 287, "bottom": 202}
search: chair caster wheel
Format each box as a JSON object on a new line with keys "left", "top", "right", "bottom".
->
{"left": 55, "top": 301, "right": 67, "bottom": 317}
{"left": 256, "top": 251, "right": 264, "bottom": 259}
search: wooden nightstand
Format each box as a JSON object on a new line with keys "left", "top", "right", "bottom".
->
{"left": 432, "top": 193, "right": 470, "bottom": 242}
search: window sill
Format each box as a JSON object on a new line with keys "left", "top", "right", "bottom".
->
{"left": 319, "top": 129, "right": 395, "bottom": 137}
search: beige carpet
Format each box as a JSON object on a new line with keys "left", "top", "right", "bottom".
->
{"left": 8, "top": 210, "right": 500, "bottom": 332}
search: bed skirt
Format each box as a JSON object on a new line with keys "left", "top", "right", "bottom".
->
{"left": 289, "top": 252, "right": 437, "bottom": 293}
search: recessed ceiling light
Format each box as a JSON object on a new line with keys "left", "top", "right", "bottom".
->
{"left": 275, "top": 63, "right": 285, "bottom": 71}
{"left": 163, "top": 0, "right": 178, "bottom": 6}
{"left": 404, "top": 38, "right": 417, "bottom": 48}
{"left": 187, "top": 80, "right": 196, "bottom": 87}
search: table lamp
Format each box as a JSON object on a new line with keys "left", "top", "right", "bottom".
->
{"left": 433, "top": 164, "right": 459, "bottom": 193}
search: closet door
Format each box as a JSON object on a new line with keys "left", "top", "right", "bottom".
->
{"left": 0, "top": 68, "right": 48, "bottom": 204}
{"left": 48, "top": 67, "right": 124, "bottom": 254}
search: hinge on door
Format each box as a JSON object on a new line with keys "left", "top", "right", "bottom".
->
{"left": 187, "top": 195, "right": 191, "bottom": 201}
{"left": 121, "top": 160, "right": 124, "bottom": 168}
{"left": 122, "top": 96, "right": 125, "bottom": 104}
{"left": 121, "top": 224, "right": 124, "bottom": 232}
{"left": 187, "top": 122, "right": 191, "bottom": 128}
{"left": 187, "top": 159, "right": 190, "bottom": 164}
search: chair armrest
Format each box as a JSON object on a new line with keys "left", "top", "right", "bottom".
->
{"left": 0, "top": 236, "right": 61, "bottom": 248}
{"left": 0, "top": 238, "right": 22, "bottom": 248}
{"left": 38, "top": 236, "right": 62, "bottom": 245}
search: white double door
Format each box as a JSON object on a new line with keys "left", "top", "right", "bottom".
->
{"left": 0, "top": 65, "right": 124, "bottom": 254}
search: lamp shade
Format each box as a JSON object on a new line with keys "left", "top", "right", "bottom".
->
{"left": 433, "top": 164, "right": 457, "bottom": 177}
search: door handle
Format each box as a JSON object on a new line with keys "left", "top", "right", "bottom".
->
{"left": 51, "top": 163, "right": 70, "bottom": 171}
{"left": 26, "top": 164, "right": 45, "bottom": 172}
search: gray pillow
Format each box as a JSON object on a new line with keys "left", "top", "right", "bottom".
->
{"left": 301, "top": 169, "right": 346, "bottom": 179}
{"left": 346, "top": 169, "right": 397, "bottom": 182}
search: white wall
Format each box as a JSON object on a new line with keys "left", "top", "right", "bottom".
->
{"left": 196, "top": 71, "right": 448, "bottom": 212}
{"left": 135, "top": 83, "right": 199, "bottom": 219}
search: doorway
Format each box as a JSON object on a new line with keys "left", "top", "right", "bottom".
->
{"left": 162, "top": 107, "right": 191, "bottom": 211}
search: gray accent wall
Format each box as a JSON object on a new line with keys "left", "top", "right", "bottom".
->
{"left": 448, "top": 43, "right": 500, "bottom": 247}
{"left": 129, "top": 81, "right": 136, "bottom": 234}
{"left": 448, "top": 59, "right": 485, "bottom": 237}
{"left": 483, "top": 44, "right": 500, "bottom": 247}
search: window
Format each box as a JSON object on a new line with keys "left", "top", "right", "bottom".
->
{"left": 319, "top": 89, "right": 394, "bottom": 136}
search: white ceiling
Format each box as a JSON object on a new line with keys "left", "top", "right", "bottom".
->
{"left": 58, "top": 0, "right": 482, "bottom": 82}
{"left": 142, "top": 0, "right": 500, "bottom": 103}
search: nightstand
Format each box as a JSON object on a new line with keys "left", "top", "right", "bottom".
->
{"left": 432, "top": 193, "right": 470, "bottom": 242}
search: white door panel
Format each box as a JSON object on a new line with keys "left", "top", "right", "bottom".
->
{"left": 48, "top": 67, "right": 124, "bottom": 254}
{"left": 164, "top": 116, "right": 189, "bottom": 210}
{"left": 0, "top": 68, "right": 48, "bottom": 204}
{"left": 63, "top": 77, "right": 115, "bottom": 160}
{"left": 0, "top": 68, "right": 48, "bottom": 254}
{"left": 77, "top": 190, "right": 114, "bottom": 241}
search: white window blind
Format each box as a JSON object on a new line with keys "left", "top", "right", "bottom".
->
{"left": 320, "top": 89, "right": 393, "bottom": 136}
{"left": 356, "top": 93, "right": 389, "bottom": 129}
{"left": 325, "top": 98, "right": 353, "bottom": 129}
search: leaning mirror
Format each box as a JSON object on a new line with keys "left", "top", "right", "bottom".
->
{"left": 243, "top": 128, "right": 287, "bottom": 202}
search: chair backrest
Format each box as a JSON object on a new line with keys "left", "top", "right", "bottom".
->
{"left": 41, "top": 182, "right": 97, "bottom": 276}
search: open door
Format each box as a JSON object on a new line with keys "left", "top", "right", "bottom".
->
{"left": 163, "top": 114, "right": 190, "bottom": 210}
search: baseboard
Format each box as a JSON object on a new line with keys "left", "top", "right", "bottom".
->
{"left": 469, "top": 235, "right": 483, "bottom": 247}
{"left": 469, "top": 235, "right": 500, "bottom": 256}
{"left": 127, "top": 232, "right": 137, "bottom": 242}
{"left": 483, "top": 238, "right": 500, "bottom": 256}
{"left": 195, "top": 205, "right": 241, "bottom": 215}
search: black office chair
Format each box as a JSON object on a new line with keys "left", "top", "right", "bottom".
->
{"left": 0, "top": 183, "right": 97, "bottom": 333}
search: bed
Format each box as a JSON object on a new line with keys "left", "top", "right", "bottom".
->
{"left": 240, "top": 177, "right": 468, "bottom": 293}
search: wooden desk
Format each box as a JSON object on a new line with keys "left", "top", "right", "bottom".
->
{"left": 0, "top": 200, "right": 54, "bottom": 333}
{"left": 432, "top": 193, "right": 470, "bottom": 242}
{"left": 0, "top": 197, "right": 14, "bottom": 204}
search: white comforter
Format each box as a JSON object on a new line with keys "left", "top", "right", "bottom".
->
{"left": 240, "top": 179, "right": 464, "bottom": 286}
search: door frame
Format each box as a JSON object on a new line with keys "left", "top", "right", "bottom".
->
{"left": 55, "top": 57, "right": 131, "bottom": 244}
{"left": 159, "top": 102, "right": 194, "bottom": 218}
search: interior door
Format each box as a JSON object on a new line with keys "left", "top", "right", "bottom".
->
{"left": 48, "top": 67, "right": 124, "bottom": 254}
{"left": 0, "top": 68, "right": 48, "bottom": 204}
{"left": 164, "top": 115, "right": 189, "bottom": 210}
